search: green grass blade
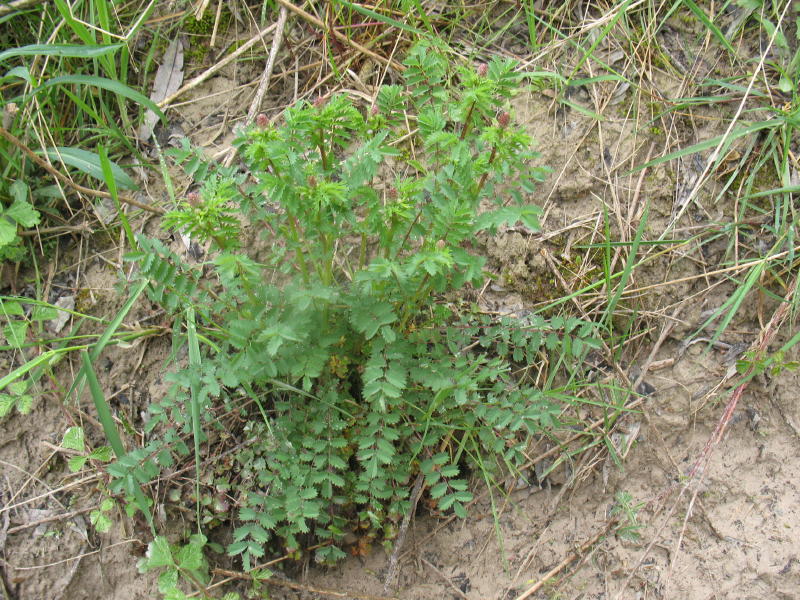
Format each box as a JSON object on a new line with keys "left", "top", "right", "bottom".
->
{"left": 186, "top": 307, "right": 203, "bottom": 532}
{"left": 65, "top": 279, "right": 148, "bottom": 402}
{"left": 0, "top": 43, "right": 123, "bottom": 62}
{"left": 404, "top": 0, "right": 435, "bottom": 35}
{"left": 90, "top": 280, "right": 149, "bottom": 362}
{"left": 679, "top": 0, "right": 737, "bottom": 56}
{"left": 697, "top": 261, "right": 765, "bottom": 343}
{"left": 82, "top": 351, "right": 154, "bottom": 529}
{"left": 40, "top": 146, "right": 137, "bottom": 190}
{"left": 777, "top": 324, "right": 800, "bottom": 355}
{"left": 152, "top": 138, "right": 177, "bottom": 205}
{"left": 332, "top": 0, "right": 425, "bottom": 36}
{"left": 95, "top": 0, "right": 113, "bottom": 45}
{"left": 34, "top": 74, "right": 166, "bottom": 123}
{"left": 627, "top": 120, "right": 777, "bottom": 175}
{"left": 90, "top": 279, "right": 148, "bottom": 363}
{"left": 82, "top": 351, "right": 125, "bottom": 458}
{"left": 0, "top": 348, "right": 75, "bottom": 392}
{"left": 99, "top": 144, "right": 136, "bottom": 247}
{"left": 602, "top": 205, "right": 648, "bottom": 331}
{"left": 559, "top": 98, "right": 605, "bottom": 121}
{"left": 52, "top": 0, "right": 94, "bottom": 45}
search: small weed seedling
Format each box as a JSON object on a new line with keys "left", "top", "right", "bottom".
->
{"left": 117, "top": 39, "right": 602, "bottom": 572}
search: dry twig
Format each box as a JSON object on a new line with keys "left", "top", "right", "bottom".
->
{"left": 514, "top": 519, "right": 618, "bottom": 600}
{"left": 420, "top": 557, "right": 469, "bottom": 600}
{"left": 383, "top": 472, "right": 424, "bottom": 593}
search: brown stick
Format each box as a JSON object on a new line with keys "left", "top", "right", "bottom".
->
{"left": 18, "top": 224, "right": 93, "bottom": 236}
{"left": 514, "top": 520, "right": 617, "bottom": 600}
{"left": 383, "top": 472, "right": 425, "bottom": 592}
{"left": 246, "top": 6, "right": 288, "bottom": 124}
{"left": 0, "top": 126, "right": 164, "bottom": 215}
{"left": 6, "top": 505, "right": 98, "bottom": 535}
{"left": 420, "top": 557, "right": 469, "bottom": 600}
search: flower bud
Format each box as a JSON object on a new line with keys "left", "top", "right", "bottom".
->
{"left": 388, "top": 188, "right": 398, "bottom": 199}
{"left": 370, "top": 104, "right": 379, "bottom": 117}
{"left": 307, "top": 175, "right": 317, "bottom": 187}
{"left": 313, "top": 95, "right": 327, "bottom": 109}
{"left": 255, "top": 113, "right": 268, "bottom": 127}
{"left": 497, "top": 111, "right": 510, "bottom": 128}
{"left": 186, "top": 191, "right": 200, "bottom": 206}
{"left": 477, "top": 63, "right": 488, "bottom": 77}
{"left": 436, "top": 239, "right": 446, "bottom": 250}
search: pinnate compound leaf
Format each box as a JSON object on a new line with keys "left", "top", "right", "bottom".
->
{"left": 350, "top": 299, "right": 397, "bottom": 340}
{"left": 475, "top": 206, "right": 541, "bottom": 233}
{"left": 429, "top": 482, "right": 448, "bottom": 499}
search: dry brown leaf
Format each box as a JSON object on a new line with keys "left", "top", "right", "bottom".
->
{"left": 138, "top": 38, "right": 184, "bottom": 142}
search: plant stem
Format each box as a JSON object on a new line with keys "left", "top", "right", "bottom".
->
{"left": 321, "top": 232, "right": 334, "bottom": 285}
{"left": 359, "top": 232, "right": 368, "bottom": 269}
{"left": 395, "top": 207, "right": 424, "bottom": 260}
{"left": 460, "top": 101, "right": 476, "bottom": 140}
{"left": 475, "top": 144, "right": 498, "bottom": 198}
{"left": 211, "top": 235, "right": 227, "bottom": 251}
{"left": 287, "top": 213, "right": 310, "bottom": 283}
{"left": 399, "top": 272, "right": 431, "bottom": 330}
{"left": 318, "top": 128, "right": 328, "bottom": 170}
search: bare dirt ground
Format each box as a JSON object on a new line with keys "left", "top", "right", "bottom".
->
{"left": 2, "top": 8, "right": 798, "bottom": 600}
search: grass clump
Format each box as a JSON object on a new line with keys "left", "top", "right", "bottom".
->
{"left": 113, "top": 39, "right": 602, "bottom": 573}
{"left": 0, "top": 1, "right": 158, "bottom": 265}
